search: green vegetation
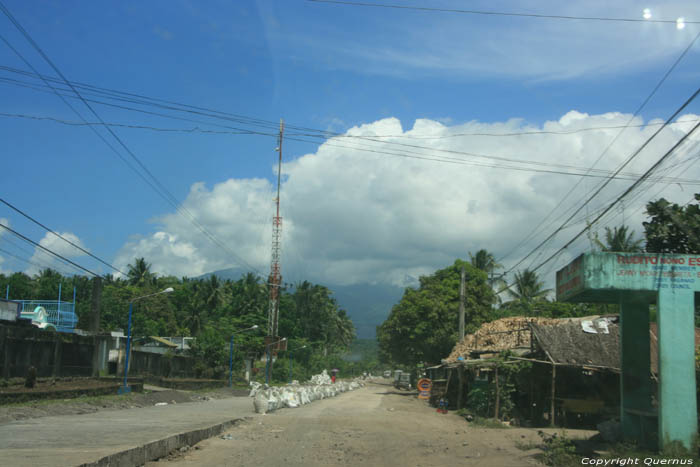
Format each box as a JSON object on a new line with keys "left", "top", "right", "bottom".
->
{"left": 644, "top": 193, "right": 700, "bottom": 254}
{"left": 0, "top": 260, "right": 371, "bottom": 382}
{"left": 377, "top": 259, "right": 496, "bottom": 367}
{"left": 537, "top": 431, "right": 577, "bottom": 467}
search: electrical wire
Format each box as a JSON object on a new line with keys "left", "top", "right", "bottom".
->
{"left": 501, "top": 86, "right": 700, "bottom": 277}
{"left": 0, "top": 2, "right": 262, "bottom": 276}
{"left": 0, "top": 197, "right": 126, "bottom": 275}
{"left": 0, "top": 235, "right": 76, "bottom": 276}
{"left": 307, "top": 0, "right": 700, "bottom": 25}
{"left": 0, "top": 224, "right": 99, "bottom": 277}
{"left": 528, "top": 120, "right": 700, "bottom": 277}
{"left": 5, "top": 108, "right": 700, "bottom": 185}
{"left": 498, "top": 29, "right": 700, "bottom": 266}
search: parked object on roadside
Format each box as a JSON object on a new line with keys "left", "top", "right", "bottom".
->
{"left": 394, "top": 372, "right": 413, "bottom": 390}
{"left": 25, "top": 366, "right": 37, "bottom": 388}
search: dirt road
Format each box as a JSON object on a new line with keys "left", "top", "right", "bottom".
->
{"left": 149, "top": 382, "right": 582, "bottom": 467}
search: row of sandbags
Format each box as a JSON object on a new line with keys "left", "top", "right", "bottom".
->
{"left": 249, "top": 370, "right": 365, "bottom": 414}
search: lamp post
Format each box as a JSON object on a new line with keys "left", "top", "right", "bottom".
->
{"left": 118, "top": 287, "right": 174, "bottom": 394}
{"left": 288, "top": 345, "right": 307, "bottom": 384}
{"left": 265, "top": 337, "right": 286, "bottom": 386}
{"left": 229, "top": 325, "right": 259, "bottom": 387}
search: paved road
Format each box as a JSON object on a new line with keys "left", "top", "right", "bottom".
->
{"left": 0, "top": 396, "right": 258, "bottom": 467}
{"left": 148, "top": 383, "right": 557, "bottom": 467}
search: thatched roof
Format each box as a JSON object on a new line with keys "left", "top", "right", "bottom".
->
{"left": 530, "top": 317, "right": 620, "bottom": 370}
{"left": 445, "top": 316, "right": 561, "bottom": 363}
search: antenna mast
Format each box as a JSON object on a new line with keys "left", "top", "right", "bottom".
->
{"left": 267, "top": 119, "right": 284, "bottom": 341}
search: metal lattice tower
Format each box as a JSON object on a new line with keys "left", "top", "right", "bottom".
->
{"left": 267, "top": 119, "right": 284, "bottom": 339}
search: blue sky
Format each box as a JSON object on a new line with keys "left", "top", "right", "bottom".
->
{"left": 1, "top": 0, "right": 699, "bottom": 289}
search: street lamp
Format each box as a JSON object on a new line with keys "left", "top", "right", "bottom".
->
{"left": 264, "top": 337, "right": 287, "bottom": 386}
{"left": 288, "top": 345, "right": 307, "bottom": 384}
{"left": 118, "top": 287, "right": 174, "bottom": 394}
{"left": 229, "top": 325, "right": 259, "bottom": 387}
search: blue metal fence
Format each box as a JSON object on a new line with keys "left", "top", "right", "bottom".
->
{"left": 16, "top": 300, "right": 78, "bottom": 333}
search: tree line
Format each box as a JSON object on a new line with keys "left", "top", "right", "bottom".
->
{"left": 378, "top": 193, "right": 700, "bottom": 368}
{"left": 0, "top": 260, "right": 360, "bottom": 382}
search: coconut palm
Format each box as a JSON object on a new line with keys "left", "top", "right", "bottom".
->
{"left": 127, "top": 257, "right": 154, "bottom": 286}
{"left": 508, "top": 269, "right": 550, "bottom": 303}
{"left": 594, "top": 225, "right": 644, "bottom": 252}
{"left": 469, "top": 249, "right": 506, "bottom": 303}
{"left": 469, "top": 249, "right": 502, "bottom": 274}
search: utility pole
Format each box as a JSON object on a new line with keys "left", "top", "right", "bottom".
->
{"left": 267, "top": 119, "right": 284, "bottom": 341}
{"left": 265, "top": 119, "right": 285, "bottom": 381}
{"left": 459, "top": 266, "right": 465, "bottom": 340}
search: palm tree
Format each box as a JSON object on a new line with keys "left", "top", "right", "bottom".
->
{"left": 508, "top": 269, "right": 550, "bottom": 303}
{"left": 127, "top": 258, "right": 154, "bottom": 286}
{"left": 469, "top": 249, "right": 506, "bottom": 303}
{"left": 593, "top": 225, "right": 644, "bottom": 252}
{"left": 204, "top": 275, "right": 224, "bottom": 310}
{"left": 469, "top": 249, "right": 502, "bottom": 274}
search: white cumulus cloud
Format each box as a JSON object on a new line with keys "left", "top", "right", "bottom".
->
{"left": 25, "top": 232, "right": 89, "bottom": 277}
{"left": 113, "top": 111, "right": 700, "bottom": 287}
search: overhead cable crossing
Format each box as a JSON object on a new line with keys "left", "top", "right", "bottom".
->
{"left": 0, "top": 1, "right": 261, "bottom": 275}
{"left": 0, "top": 198, "right": 126, "bottom": 276}
{"left": 0, "top": 224, "right": 99, "bottom": 277}
{"left": 501, "top": 86, "right": 700, "bottom": 277}
{"left": 307, "top": 0, "right": 700, "bottom": 25}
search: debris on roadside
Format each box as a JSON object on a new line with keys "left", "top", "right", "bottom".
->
{"left": 249, "top": 370, "right": 366, "bottom": 413}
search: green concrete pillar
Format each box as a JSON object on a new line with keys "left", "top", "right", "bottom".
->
{"left": 657, "top": 289, "right": 697, "bottom": 451}
{"left": 619, "top": 297, "right": 652, "bottom": 445}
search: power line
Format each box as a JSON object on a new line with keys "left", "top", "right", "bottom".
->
{"left": 501, "top": 85, "right": 700, "bottom": 276}
{"left": 6, "top": 63, "right": 700, "bottom": 162}
{"left": 498, "top": 29, "right": 700, "bottom": 266}
{"left": 5, "top": 109, "right": 700, "bottom": 185}
{"left": 0, "top": 246, "right": 64, "bottom": 275}
{"left": 0, "top": 111, "right": 266, "bottom": 136}
{"left": 0, "top": 235, "right": 76, "bottom": 276}
{"left": 495, "top": 131, "right": 700, "bottom": 299}
{"left": 0, "top": 197, "right": 126, "bottom": 275}
{"left": 0, "top": 2, "right": 262, "bottom": 276}
{"left": 529, "top": 120, "right": 700, "bottom": 277}
{"left": 285, "top": 134, "right": 700, "bottom": 184}
{"left": 307, "top": 0, "right": 700, "bottom": 25}
{"left": 0, "top": 224, "right": 99, "bottom": 277}
{"left": 287, "top": 120, "right": 700, "bottom": 140}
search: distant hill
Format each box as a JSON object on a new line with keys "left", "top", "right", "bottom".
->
{"left": 329, "top": 283, "right": 404, "bottom": 339}
{"left": 200, "top": 268, "right": 405, "bottom": 338}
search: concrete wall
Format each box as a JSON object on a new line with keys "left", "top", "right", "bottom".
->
{"left": 129, "top": 350, "right": 195, "bottom": 378}
{"left": 0, "top": 324, "right": 195, "bottom": 380}
{"left": 0, "top": 323, "right": 95, "bottom": 378}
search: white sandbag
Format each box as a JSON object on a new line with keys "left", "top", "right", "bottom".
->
{"left": 249, "top": 381, "right": 262, "bottom": 398}
{"left": 253, "top": 391, "right": 268, "bottom": 414}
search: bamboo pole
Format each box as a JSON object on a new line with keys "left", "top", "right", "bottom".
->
{"left": 494, "top": 366, "right": 500, "bottom": 420}
{"left": 550, "top": 364, "right": 556, "bottom": 427}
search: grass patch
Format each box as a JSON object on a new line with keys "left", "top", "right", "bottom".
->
{"left": 514, "top": 440, "right": 539, "bottom": 451}
{"left": 456, "top": 408, "right": 509, "bottom": 428}
{"left": 470, "top": 416, "right": 509, "bottom": 428}
{"left": 536, "top": 431, "right": 578, "bottom": 467}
